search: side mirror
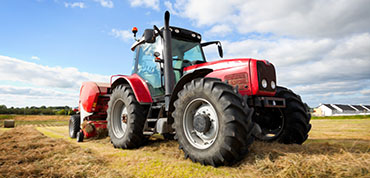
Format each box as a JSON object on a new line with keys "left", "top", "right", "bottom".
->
{"left": 217, "top": 42, "right": 223, "bottom": 58}
{"left": 201, "top": 41, "right": 224, "bottom": 58}
{"left": 144, "top": 29, "right": 156, "bottom": 43}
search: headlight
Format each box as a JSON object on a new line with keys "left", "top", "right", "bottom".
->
{"left": 271, "top": 81, "right": 276, "bottom": 89}
{"left": 261, "top": 79, "right": 267, "bottom": 88}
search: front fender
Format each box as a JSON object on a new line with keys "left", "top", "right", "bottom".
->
{"left": 111, "top": 74, "right": 153, "bottom": 103}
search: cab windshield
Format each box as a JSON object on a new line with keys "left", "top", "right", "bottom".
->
{"left": 171, "top": 38, "right": 205, "bottom": 62}
{"left": 135, "top": 37, "right": 205, "bottom": 97}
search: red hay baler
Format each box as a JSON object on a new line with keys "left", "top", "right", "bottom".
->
{"left": 69, "top": 82, "right": 110, "bottom": 141}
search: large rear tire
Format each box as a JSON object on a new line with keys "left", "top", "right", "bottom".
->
{"left": 69, "top": 115, "right": 80, "bottom": 138}
{"left": 254, "top": 86, "right": 311, "bottom": 144}
{"left": 172, "top": 78, "right": 254, "bottom": 167}
{"left": 107, "top": 85, "right": 146, "bottom": 149}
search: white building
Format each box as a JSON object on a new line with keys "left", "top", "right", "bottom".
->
{"left": 313, "top": 104, "right": 370, "bottom": 116}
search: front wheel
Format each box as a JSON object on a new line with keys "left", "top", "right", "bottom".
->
{"left": 172, "top": 78, "right": 254, "bottom": 167}
{"left": 253, "top": 86, "right": 311, "bottom": 144}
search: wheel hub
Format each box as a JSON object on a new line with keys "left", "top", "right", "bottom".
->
{"left": 193, "top": 114, "right": 211, "bottom": 133}
{"left": 183, "top": 98, "right": 219, "bottom": 150}
{"left": 112, "top": 99, "right": 128, "bottom": 138}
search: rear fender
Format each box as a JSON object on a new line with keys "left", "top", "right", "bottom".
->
{"left": 111, "top": 74, "right": 153, "bottom": 103}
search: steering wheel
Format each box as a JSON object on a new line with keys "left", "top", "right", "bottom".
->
{"left": 191, "top": 60, "right": 206, "bottom": 65}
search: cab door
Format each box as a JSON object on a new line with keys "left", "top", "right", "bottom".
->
{"left": 134, "top": 37, "right": 164, "bottom": 97}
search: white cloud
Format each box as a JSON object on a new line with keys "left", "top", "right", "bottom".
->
{"left": 110, "top": 29, "right": 133, "bottom": 42}
{"left": 205, "top": 24, "right": 232, "bottom": 37}
{"left": 221, "top": 37, "right": 336, "bottom": 67}
{"left": 0, "top": 85, "right": 75, "bottom": 98}
{"left": 221, "top": 33, "right": 370, "bottom": 85}
{"left": 0, "top": 92, "right": 78, "bottom": 107}
{"left": 64, "top": 2, "right": 86, "bottom": 8}
{"left": 168, "top": 0, "right": 370, "bottom": 38}
{"left": 31, "top": 56, "right": 40, "bottom": 60}
{"left": 0, "top": 55, "right": 110, "bottom": 107}
{"left": 210, "top": 33, "right": 370, "bottom": 106}
{"left": 164, "top": 0, "right": 181, "bottom": 15}
{"left": 361, "top": 89, "right": 370, "bottom": 95}
{"left": 0, "top": 55, "right": 109, "bottom": 89}
{"left": 129, "top": 0, "right": 160, "bottom": 11}
{"left": 94, "top": 0, "right": 114, "bottom": 8}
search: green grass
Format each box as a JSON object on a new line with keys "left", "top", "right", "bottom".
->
{"left": 0, "top": 115, "right": 15, "bottom": 120}
{"left": 36, "top": 127, "right": 68, "bottom": 139}
{"left": 311, "top": 115, "right": 370, "bottom": 120}
{"left": 15, "top": 120, "right": 68, "bottom": 126}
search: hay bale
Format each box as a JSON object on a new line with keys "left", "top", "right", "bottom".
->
{"left": 84, "top": 123, "right": 95, "bottom": 134}
{"left": 4, "top": 120, "right": 15, "bottom": 128}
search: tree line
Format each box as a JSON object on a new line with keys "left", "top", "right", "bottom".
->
{"left": 0, "top": 105, "right": 76, "bottom": 115}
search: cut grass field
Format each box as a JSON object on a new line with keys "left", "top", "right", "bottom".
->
{"left": 0, "top": 115, "right": 69, "bottom": 127}
{"left": 311, "top": 115, "right": 370, "bottom": 120}
{"left": 1, "top": 117, "right": 369, "bottom": 178}
{"left": 0, "top": 126, "right": 127, "bottom": 177}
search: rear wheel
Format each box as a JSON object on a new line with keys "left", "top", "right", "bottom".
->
{"left": 107, "top": 85, "right": 146, "bottom": 149}
{"left": 254, "top": 86, "right": 311, "bottom": 144}
{"left": 172, "top": 78, "right": 254, "bottom": 167}
{"left": 69, "top": 115, "right": 80, "bottom": 138}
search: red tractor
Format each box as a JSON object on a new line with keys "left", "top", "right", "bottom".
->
{"left": 69, "top": 11, "right": 311, "bottom": 166}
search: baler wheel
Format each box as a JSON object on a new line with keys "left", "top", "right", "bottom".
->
{"left": 172, "top": 78, "right": 254, "bottom": 167}
{"left": 107, "top": 84, "right": 146, "bottom": 149}
{"left": 69, "top": 115, "right": 80, "bottom": 138}
{"left": 77, "top": 131, "right": 84, "bottom": 142}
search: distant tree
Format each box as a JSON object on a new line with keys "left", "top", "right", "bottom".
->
{"left": 0, "top": 105, "right": 8, "bottom": 114}
{"left": 0, "top": 105, "right": 77, "bottom": 115}
{"left": 56, "top": 109, "right": 66, "bottom": 115}
{"left": 68, "top": 109, "right": 76, "bottom": 115}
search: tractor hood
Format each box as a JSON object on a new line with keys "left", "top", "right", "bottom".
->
{"left": 183, "top": 58, "right": 277, "bottom": 96}
{"left": 184, "top": 58, "right": 254, "bottom": 73}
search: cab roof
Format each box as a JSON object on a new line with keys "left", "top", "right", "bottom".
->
{"left": 131, "top": 26, "right": 202, "bottom": 51}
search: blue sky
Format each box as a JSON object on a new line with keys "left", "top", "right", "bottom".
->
{"left": 1, "top": 0, "right": 370, "bottom": 108}
{"left": 1, "top": 0, "right": 174, "bottom": 75}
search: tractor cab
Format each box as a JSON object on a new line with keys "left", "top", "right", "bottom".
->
{"left": 130, "top": 26, "right": 214, "bottom": 97}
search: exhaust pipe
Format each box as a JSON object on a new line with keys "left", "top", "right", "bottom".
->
{"left": 163, "top": 11, "right": 175, "bottom": 111}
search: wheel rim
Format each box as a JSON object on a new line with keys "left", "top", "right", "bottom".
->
{"left": 183, "top": 98, "right": 219, "bottom": 150}
{"left": 257, "top": 109, "right": 284, "bottom": 140}
{"left": 112, "top": 99, "right": 128, "bottom": 138}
